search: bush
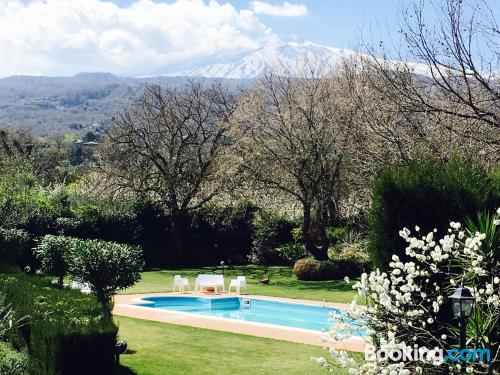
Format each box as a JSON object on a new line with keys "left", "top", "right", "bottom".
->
{"left": 0, "top": 228, "right": 30, "bottom": 266}
{"left": 278, "top": 242, "right": 308, "bottom": 265}
{"left": 0, "top": 342, "right": 28, "bottom": 375}
{"left": 34, "top": 235, "right": 75, "bottom": 287}
{"left": 293, "top": 255, "right": 368, "bottom": 281}
{"left": 326, "top": 226, "right": 347, "bottom": 252}
{"left": 0, "top": 271, "right": 118, "bottom": 375}
{"left": 369, "top": 158, "right": 499, "bottom": 269}
{"left": 249, "top": 211, "right": 297, "bottom": 265}
{"left": 68, "top": 239, "right": 144, "bottom": 307}
{"left": 293, "top": 258, "right": 334, "bottom": 280}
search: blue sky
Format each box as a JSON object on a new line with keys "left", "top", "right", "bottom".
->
{"left": 0, "top": 0, "right": 498, "bottom": 77}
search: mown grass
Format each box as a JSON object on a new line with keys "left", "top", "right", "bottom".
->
{"left": 118, "top": 266, "right": 361, "bottom": 374}
{"left": 117, "top": 317, "right": 359, "bottom": 375}
{"left": 122, "top": 265, "right": 358, "bottom": 304}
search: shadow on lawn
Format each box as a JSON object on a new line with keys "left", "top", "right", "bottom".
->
{"left": 118, "top": 365, "right": 138, "bottom": 375}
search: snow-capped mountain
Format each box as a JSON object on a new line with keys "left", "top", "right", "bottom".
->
{"left": 160, "top": 41, "right": 357, "bottom": 79}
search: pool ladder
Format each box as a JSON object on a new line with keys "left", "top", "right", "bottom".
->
{"left": 242, "top": 298, "right": 251, "bottom": 309}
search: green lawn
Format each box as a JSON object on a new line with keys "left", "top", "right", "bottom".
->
{"left": 122, "top": 265, "right": 358, "bottom": 304}
{"left": 117, "top": 317, "right": 356, "bottom": 375}
{"left": 117, "top": 266, "right": 359, "bottom": 374}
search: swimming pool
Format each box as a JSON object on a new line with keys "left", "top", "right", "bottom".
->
{"left": 133, "top": 296, "right": 363, "bottom": 333}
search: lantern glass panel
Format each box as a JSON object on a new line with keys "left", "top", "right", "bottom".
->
{"left": 452, "top": 300, "right": 462, "bottom": 317}
{"left": 463, "top": 300, "right": 473, "bottom": 317}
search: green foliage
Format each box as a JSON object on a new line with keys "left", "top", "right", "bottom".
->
{"left": 0, "top": 228, "right": 30, "bottom": 266}
{"left": 293, "top": 255, "right": 368, "bottom": 281}
{"left": 325, "top": 226, "right": 347, "bottom": 243}
{"left": 278, "top": 243, "right": 308, "bottom": 265}
{"left": 249, "top": 211, "right": 297, "bottom": 265}
{"left": 0, "top": 271, "right": 118, "bottom": 375}
{"left": 369, "top": 158, "right": 499, "bottom": 269}
{"left": 191, "top": 201, "right": 258, "bottom": 265}
{"left": 465, "top": 211, "right": 500, "bottom": 261}
{"left": 326, "top": 226, "right": 347, "bottom": 252}
{"left": 0, "top": 293, "right": 18, "bottom": 341}
{"left": 291, "top": 227, "right": 303, "bottom": 242}
{"left": 68, "top": 239, "right": 144, "bottom": 306}
{"left": 462, "top": 210, "right": 500, "bottom": 352}
{"left": 0, "top": 342, "right": 28, "bottom": 375}
{"left": 293, "top": 259, "right": 335, "bottom": 281}
{"left": 34, "top": 235, "right": 75, "bottom": 286}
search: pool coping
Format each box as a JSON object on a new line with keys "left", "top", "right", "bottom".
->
{"left": 113, "top": 292, "right": 368, "bottom": 352}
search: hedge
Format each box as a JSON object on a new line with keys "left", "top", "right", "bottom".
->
{"left": 248, "top": 211, "right": 297, "bottom": 265}
{"left": 0, "top": 271, "right": 118, "bottom": 375}
{"left": 369, "top": 158, "right": 500, "bottom": 269}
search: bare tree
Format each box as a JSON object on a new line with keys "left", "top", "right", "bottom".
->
{"left": 233, "top": 67, "right": 354, "bottom": 260}
{"left": 360, "top": 0, "right": 500, "bottom": 167}
{"left": 98, "top": 81, "right": 237, "bottom": 261}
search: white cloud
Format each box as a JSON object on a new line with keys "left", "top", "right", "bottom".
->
{"left": 249, "top": 1, "right": 307, "bottom": 17}
{"left": 0, "top": 0, "right": 278, "bottom": 77}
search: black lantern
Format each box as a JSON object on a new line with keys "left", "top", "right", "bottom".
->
{"left": 449, "top": 285, "right": 475, "bottom": 358}
{"left": 450, "top": 286, "right": 475, "bottom": 319}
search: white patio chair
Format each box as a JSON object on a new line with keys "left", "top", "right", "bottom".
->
{"left": 228, "top": 276, "right": 247, "bottom": 295}
{"left": 173, "top": 275, "right": 190, "bottom": 292}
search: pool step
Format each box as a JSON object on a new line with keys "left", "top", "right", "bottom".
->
{"left": 242, "top": 298, "right": 251, "bottom": 309}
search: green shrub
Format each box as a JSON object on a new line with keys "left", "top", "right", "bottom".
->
{"left": 249, "top": 211, "right": 297, "bottom": 265}
{"left": 326, "top": 226, "right": 347, "bottom": 253}
{"left": 293, "top": 258, "right": 334, "bottom": 280}
{"left": 0, "top": 228, "right": 30, "bottom": 266}
{"left": 369, "top": 158, "right": 499, "bottom": 269}
{"left": 278, "top": 242, "right": 308, "bottom": 265}
{"left": 34, "top": 235, "right": 75, "bottom": 287}
{"left": 0, "top": 271, "right": 118, "bottom": 375}
{"left": 0, "top": 342, "right": 28, "bottom": 375}
{"left": 293, "top": 254, "right": 369, "bottom": 281}
{"left": 68, "top": 239, "right": 144, "bottom": 307}
{"left": 291, "top": 226, "right": 303, "bottom": 242}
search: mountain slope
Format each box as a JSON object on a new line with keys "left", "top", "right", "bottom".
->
{"left": 161, "top": 41, "right": 357, "bottom": 79}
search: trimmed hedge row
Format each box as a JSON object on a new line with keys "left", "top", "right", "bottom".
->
{"left": 0, "top": 271, "right": 118, "bottom": 375}
{"left": 369, "top": 158, "right": 500, "bottom": 269}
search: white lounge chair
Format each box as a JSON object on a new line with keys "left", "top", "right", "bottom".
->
{"left": 228, "top": 276, "right": 247, "bottom": 295}
{"left": 173, "top": 275, "right": 190, "bottom": 292}
{"left": 195, "top": 274, "right": 225, "bottom": 293}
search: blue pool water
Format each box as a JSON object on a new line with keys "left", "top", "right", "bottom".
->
{"left": 134, "top": 296, "right": 362, "bottom": 333}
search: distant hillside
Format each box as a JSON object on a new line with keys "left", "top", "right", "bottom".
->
{"left": 0, "top": 73, "right": 247, "bottom": 139}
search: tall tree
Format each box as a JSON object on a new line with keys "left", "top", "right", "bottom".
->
{"left": 98, "top": 81, "right": 237, "bottom": 262}
{"left": 361, "top": 0, "right": 500, "bottom": 166}
{"left": 233, "top": 68, "right": 354, "bottom": 260}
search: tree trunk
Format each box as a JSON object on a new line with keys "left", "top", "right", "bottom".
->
{"left": 171, "top": 211, "right": 186, "bottom": 264}
{"left": 302, "top": 203, "right": 329, "bottom": 261}
{"left": 326, "top": 198, "right": 339, "bottom": 227}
